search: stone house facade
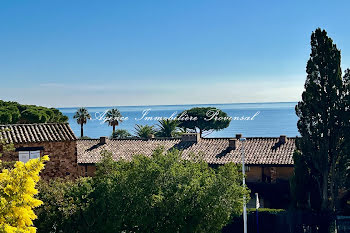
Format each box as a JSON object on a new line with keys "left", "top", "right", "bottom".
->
{"left": 0, "top": 123, "right": 78, "bottom": 178}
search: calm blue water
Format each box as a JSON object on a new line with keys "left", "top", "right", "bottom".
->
{"left": 59, "top": 102, "right": 299, "bottom": 139}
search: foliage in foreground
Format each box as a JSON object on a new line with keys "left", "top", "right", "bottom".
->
{"left": 36, "top": 149, "right": 248, "bottom": 233}
{"left": 0, "top": 156, "right": 49, "bottom": 233}
{"left": 35, "top": 178, "right": 94, "bottom": 233}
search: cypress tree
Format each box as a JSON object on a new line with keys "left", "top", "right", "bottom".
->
{"left": 294, "top": 28, "right": 347, "bottom": 211}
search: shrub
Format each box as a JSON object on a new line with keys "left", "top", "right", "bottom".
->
{"left": 34, "top": 148, "right": 248, "bottom": 233}
{"left": 88, "top": 148, "right": 248, "bottom": 233}
{"left": 0, "top": 156, "right": 49, "bottom": 233}
{"left": 35, "top": 178, "right": 94, "bottom": 233}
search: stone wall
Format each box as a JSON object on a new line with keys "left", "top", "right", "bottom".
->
{"left": 1, "top": 140, "right": 78, "bottom": 179}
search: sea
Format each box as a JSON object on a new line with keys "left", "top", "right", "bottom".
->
{"left": 58, "top": 102, "right": 299, "bottom": 139}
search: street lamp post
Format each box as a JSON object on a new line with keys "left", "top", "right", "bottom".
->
{"left": 240, "top": 138, "right": 247, "bottom": 233}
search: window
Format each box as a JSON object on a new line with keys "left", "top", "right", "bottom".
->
{"left": 18, "top": 151, "right": 30, "bottom": 163}
{"left": 18, "top": 150, "right": 40, "bottom": 163}
{"left": 30, "top": 150, "right": 40, "bottom": 159}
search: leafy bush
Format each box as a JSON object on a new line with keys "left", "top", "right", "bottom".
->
{"left": 247, "top": 208, "right": 286, "bottom": 214}
{"left": 35, "top": 148, "right": 248, "bottom": 233}
{"left": 88, "top": 148, "right": 248, "bottom": 233}
{"left": 0, "top": 156, "right": 49, "bottom": 232}
{"left": 35, "top": 178, "right": 94, "bottom": 233}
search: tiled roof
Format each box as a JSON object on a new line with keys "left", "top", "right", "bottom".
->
{"left": 77, "top": 137, "right": 295, "bottom": 165}
{"left": 0, "top": 123, "right": 76, "bottom": 143}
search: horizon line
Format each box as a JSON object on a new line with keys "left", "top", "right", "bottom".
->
{"left": 57, "top": 101, "right": 298, "bottom": 109}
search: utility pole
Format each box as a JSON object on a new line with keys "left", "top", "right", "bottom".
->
{"left": 240, "top": 138, "right": 247, "bottom": 233}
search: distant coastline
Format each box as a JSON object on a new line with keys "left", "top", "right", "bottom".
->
{"left": 57, "top": 101, "right": 298, "bottom": 109}
{"left": 59, "top": 102, "right": 299, "bottom": 139}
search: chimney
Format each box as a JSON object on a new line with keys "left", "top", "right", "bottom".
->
{"left": 236, "top": 134, "right": 242, "bottom": 140}
{"left": 100, "top": 136, "right": 107, "bottom": 144}
{"left": 279, "top": 135, "right": 287, "bottom": 144}
{"left": 228, "top": 139, "right": 237, "bottom": 149}
{"left": 181, "top": 133, "right": 200, "bottom": 143}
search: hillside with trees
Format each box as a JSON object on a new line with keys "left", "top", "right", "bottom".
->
{"left": 0, "top": 100, "right": 68, "bottom": 124}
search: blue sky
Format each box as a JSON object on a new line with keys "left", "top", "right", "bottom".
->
{"left": 1, "top": 0, "right": 350, "bottom": 107}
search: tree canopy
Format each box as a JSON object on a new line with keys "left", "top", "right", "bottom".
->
{"left": 177, "top": 107, "right": 231, "bottom": 136}
{"left": 110, "top": 129, "right": 132, "bottom": 139}
{"left": 105, "top": 108, "right": 123, "bottom": 133}
{"left": 0, "top": 100, "right": 68, "bottom": 124}
{"left": 35, "top": 149, "right": 248, "bottom": 233}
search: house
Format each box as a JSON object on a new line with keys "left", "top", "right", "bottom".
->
{"left": 77, "top": 133, "right": 296, "bottom": 208}
{"left": 0, "top": 123, "right": 296, "bottom": 208}
{"left": 0, "top": 123, "right": 78, "bottom": 178}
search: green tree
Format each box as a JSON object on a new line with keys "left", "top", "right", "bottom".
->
{"left": 293, "top": 28, "right": 350, "bottom": 212}
{"left": 134, "top": 124, "right": 155, "bottom": 139}
{"left": 0, "top": 112, "right": 12, "bottom": 125}
{"left": 177, "top": 107, "right": 231, "bottom": 136}
{"left": 155, "top": 119, "right": 179, "bottom": 138}
{"left": 105, "top": 108, "right": 123, "bottom": 134}
{"left": 88, "top": 148, "right": 248, "bottom": 233}
{"left": 290, "top": 150, "right": 313, "bottom": 209}
{"left": 110, "top": 129, "right": 132, "bottom": 139}
{"left": 20, "top": 109, "right": 45, "bottom": 123}
{"left": 73, "top": 107, "right": 91, "bottom": 138}
{"left": 0, "top": 100, "right": 67, "bottom": 124}
{"left": 35, "top": 178, "right": 94, "bottom": 233}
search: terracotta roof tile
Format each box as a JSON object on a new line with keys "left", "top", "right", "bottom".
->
{"left": 77, "top": 137, "right": 296, "bottom": 165}
{"left": 0, "top": 123, "right": 76, "bottom": 143}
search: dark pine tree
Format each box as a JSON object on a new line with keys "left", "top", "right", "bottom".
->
{"left": 294, "top": 28, "right": 346, "bottom": 212}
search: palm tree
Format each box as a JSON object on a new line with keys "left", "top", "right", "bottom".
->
{"left": 156, "top": 119, "right": 179, "bottom": 138}
{"left": 134, "top": 124, "right": 156, "bottom": 139}
{"left": 105, "top": 108, "right": 123, "bottom": 133}
{"left": 73, "top": 107, "right": 91, "bottom": 138}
